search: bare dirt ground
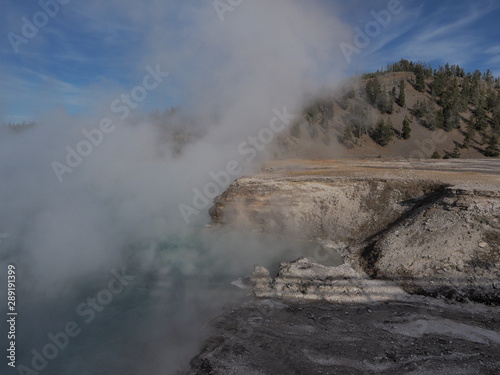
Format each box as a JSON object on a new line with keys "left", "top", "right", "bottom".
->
{"left": 263, "top": 158, "right": 500, "bottom": 181}
{"left": 188, "top": 297, "right": 500, "bottom": 375}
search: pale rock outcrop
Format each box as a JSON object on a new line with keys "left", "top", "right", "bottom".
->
{"left": 252, "top": 257, "right": 407, "bottom": 303}
{"left": 211, "top": 160, "right": 500, "bottom": 303}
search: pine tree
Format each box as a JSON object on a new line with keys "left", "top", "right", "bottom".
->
{"left": 483, "top": 69, "right": 494, "bottom": 84}
{"left": 432, "top": 72, "right": 446, "bottom": 97}
{"left": 435, "top": 109, "right": 445, "bottom": 130}
{"left": 450, "top": 145, "right": 461, "bottom": 158}
{"left": 402, "top": 118, "right": 411, "bottom": 139}
{"left": 387, "top": 96, "right": 394, "bottom": 114}
{"left": 486, "top": 89, "right": 497, "bottom": 112}
{"left": 412, "top": 99, "right": 429, "bottom": 118}
{"left": 493, "top": 101, "right": 500, "bottom": 130}
{"left": 366, "top": 77, "right": 382, "bottom": 105}
{"left": 485, "top": 135, "right": 500, "bottom": 157}
{"left": 346, "top": 104, "right": 368, "bottom": 139}
{"left": 462, "top": 75, "right": 471, "bottom": 102}
{"left": 397, "top": 79, "right": 406, "bottom": 107}
{"left": 414, "top": 65, "right": 426, "bottom": 92}
{"left": 317, "top": 100, "right": 333, "bottom": 131}
{"left": 470, "top": 70, "right": 483, "bottom": 105}
{"left": 342, "top": 125, "right": 354, "bottom": 148}
{"left": 438, "top": 78, "right": 462, "bottom": 131}
{"left": 376, "top": 88, "right": 390, "bottom": 113}
{"left": 463, "top": 124, "right": 475, "bottom": 149}
{"left": 472, "top": 100, "right": 488, "bottom": 131}
{"left": 370, "top": 119, "right": 394, "bottom": 146}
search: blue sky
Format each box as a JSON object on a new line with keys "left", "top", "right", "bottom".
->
{"left": 1, "top": 0, "right": 499, "bottom": 123}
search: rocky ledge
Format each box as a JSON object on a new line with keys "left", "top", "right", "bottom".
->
{"left": 186, "top": 160, "right": 500, "bottom": 375}
{"left": 210, "top": 159, "right": 500, "bottom": 304}
{"left": 252, "top": 257, "right": 407, "bottom": 303}
{"left": 187, "top": 258, "right": 500, "bottom": 374}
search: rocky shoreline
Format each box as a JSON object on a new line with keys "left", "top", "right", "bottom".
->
{"left": 186, "top": 296, "right": 500, "bottom": 374}
{"left": 186, "top": 159, "right": 500, "bottom": 374}
{"left": 209, "top": 159, "right": 500, "bottom": 304}
{"left": 251, "top": 258, "right": 408, "bottom": 304}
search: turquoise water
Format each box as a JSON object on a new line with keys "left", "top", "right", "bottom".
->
{"left": 4, "top": 229, "right": 341, "bottom": 374}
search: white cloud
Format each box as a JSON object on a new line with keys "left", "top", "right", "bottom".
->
{"left": 364, "top": 1, "right": 500, "bottom": 72}
{"left": 486, "top": 45, "right": 500, "bottom": 53}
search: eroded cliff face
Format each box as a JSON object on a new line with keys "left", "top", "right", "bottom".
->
{"left": 370, "top": 187, "right": 500, "bottom": 303}
{"left": 209, "top": 160, "right": 500, "bottom": 303}
{"left": 186, "top": 160, "right": 500, "bottom": 375}
{"left": 210, "top": 176, "right": 445, "bottom": 243}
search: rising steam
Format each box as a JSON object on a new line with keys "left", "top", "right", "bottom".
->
{"left": 0, "top": 1, "right": 351, "bottom": 373}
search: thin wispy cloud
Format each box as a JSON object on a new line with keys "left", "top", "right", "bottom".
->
{"left": 364, "top": 0, "right": 500, "bottom": 74}
{"left": 1, "top": 1, "right": 499, "bottom": 122}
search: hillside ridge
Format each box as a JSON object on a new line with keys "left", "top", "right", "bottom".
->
{"left": 276, "top": 60, "right": 500, "bottom": 160}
